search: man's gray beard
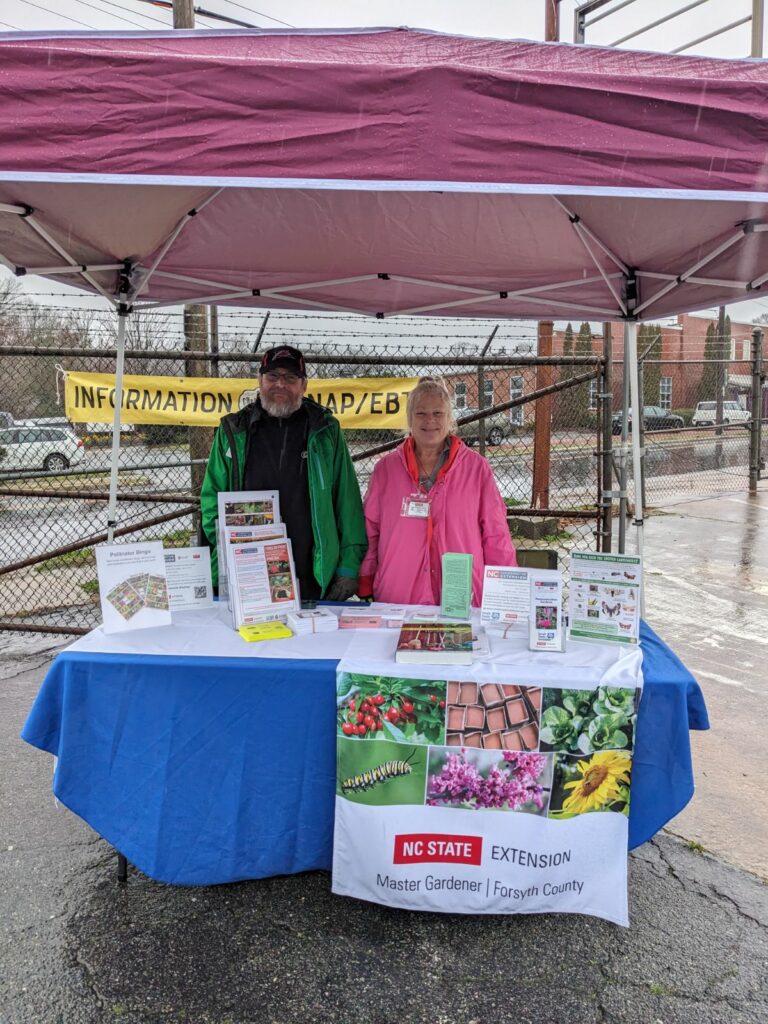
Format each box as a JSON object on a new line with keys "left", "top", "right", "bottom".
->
{"left": 260, "top": 393, "right": 303, "bottom": 418}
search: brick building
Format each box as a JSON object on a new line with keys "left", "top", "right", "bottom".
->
{"left": 444, "top": 313, "right": 758, "bottom": 425}
{"left": 550, "top": 313, "right": 756, "bottom": 414}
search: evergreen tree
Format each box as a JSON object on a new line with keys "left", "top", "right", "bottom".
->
{"left": 555, "top": 323, "right": 575, "bottom": 427}
{"left": 640, "top": 324, "right": 662, "bottom": 406}
{"left": 698, "top": 323, "right": 718, "bottom": 404}
{"left": 572, "top": 321, "right": 594, "bottom": 426}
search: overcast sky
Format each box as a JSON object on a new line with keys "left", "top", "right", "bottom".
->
{"left": 3, "top": 0, "right": 765, "bottom": 55}
{"left": 2, "top": 0, "right": 767, "bottom": 329}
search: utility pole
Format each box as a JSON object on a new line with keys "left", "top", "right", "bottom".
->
{"left": 545, "top": 0, "right": 561, "bottom": 42}
{"left": 173, "top": 0, "right": 194, "bottom": 28}
{"left": 174, "top": 0, "right": 212, "bottom": 502}
{"left": 752, "top": 0, "right": 764, "bottom": 57}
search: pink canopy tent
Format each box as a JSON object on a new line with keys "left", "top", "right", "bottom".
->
{"left": 0, "top": 27, "right": 766, "bottom": 550}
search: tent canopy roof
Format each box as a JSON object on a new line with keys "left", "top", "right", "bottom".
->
{"left": 0, "top": 27, "right": 766, "bottom": 320}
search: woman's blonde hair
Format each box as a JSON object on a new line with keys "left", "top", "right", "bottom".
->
{"left": 405, "top": 377, "right": 457, "bottom": 433}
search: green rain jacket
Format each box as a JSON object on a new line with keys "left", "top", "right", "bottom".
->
{"left": 200, "top": 398, "right": 367, "bottom": 593}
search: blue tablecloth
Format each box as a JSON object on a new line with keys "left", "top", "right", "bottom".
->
{"left": 21, "top": 621, "right": 708, "bottom": 886}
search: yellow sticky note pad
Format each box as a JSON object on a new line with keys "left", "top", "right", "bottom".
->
{"left": 238, "top": 621, "right": 293, "bottom": 643}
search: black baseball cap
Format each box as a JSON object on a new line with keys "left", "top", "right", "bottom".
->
{"left": 259, "top": 345, "right": 306, "bottom": 378}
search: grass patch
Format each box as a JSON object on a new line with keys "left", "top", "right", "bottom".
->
{"left": 145, "top": 528, "right": 193, "bottom": 547}
{"left": 36, "top": 529, "right": 193, "bottom": 574}
{"left": 647, "top": 981, "right": 674, "bottom": 997}
{"left": 510, "top": 528, "right": 572, "bottom": 543}
{"left": 36, "top": 548, "right": 95, "bottom": 572}
{"left": 80, "top": 579, "right": 99, "bottom": 596}
{"left": 686, "top": 840, "right": 706, "bottom": 854}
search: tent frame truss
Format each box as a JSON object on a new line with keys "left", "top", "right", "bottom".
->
{"left": 1, "top": 189, "right": 766, "bottom": 557}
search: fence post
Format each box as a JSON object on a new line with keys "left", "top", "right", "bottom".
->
{"left": 750, "top": 327, "right": 764, "bottom": 495}
{"left": 184, "top": 305, "right": 212, "bottom": 512}
{"left": 600, "top": 323, "right": 613, "bottom": 551}
{"left": 532, "top": 320, "right": 554, "bottom": 508}
{"left": 637, "top": 359, "right": 646, "bottom": 513}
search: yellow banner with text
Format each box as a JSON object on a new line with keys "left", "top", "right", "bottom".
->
{"left": 64, "top": 372, "right": 418, "bottom": 429}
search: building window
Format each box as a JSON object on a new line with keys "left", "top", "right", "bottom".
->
{"left": 454, "top": 382, "right": 467, "bottom": 410}
{"left": 743, "top": 340, "right": 750, "bottom": 360}
{"left": 589, "top": 380, "right": 598, "bottom": 411}
{"left": 660, "top": 377, "right": 672, "bottom": 410}
{"left": 482, "top": 378, "right": 494, "bottom": 408}
{"left": 509, "top": 375, "right": 523, "bottom": 426}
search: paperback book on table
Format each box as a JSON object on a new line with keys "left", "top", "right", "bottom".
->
{"left": 395, "top": 620, "right": 474, "bottom": 665}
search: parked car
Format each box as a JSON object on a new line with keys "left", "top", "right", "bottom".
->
{"left": 455, "top": 408, "right": 517, "bottom": 446}
{"left": 0, "top": 425, "right": 85, "bottom": 472}
{"left": 691, "top": 400, "right": 749, "bottom": 427}
{"left": 611, "top": 406, "right": 684, "bottom": 435}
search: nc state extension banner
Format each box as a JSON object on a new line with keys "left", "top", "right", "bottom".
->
{"left": 332, "top": 665, "right": 640, "bottom": 925}
{"left": 64, "top": 371, "right": 418, "bottom": 429}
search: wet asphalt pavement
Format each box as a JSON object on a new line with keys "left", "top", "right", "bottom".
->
{"left": 2, "top": 488, "right": 768, "bottom": 1024}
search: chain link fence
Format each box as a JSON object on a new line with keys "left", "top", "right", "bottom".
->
{"left": 611, "top": 351, "right": 766, "bottom": 506}
{"left": 0, "top": 301, "right": 764, "bottom": 634}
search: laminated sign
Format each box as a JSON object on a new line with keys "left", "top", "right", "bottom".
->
{"left": 332, "top": 660, "right": 642, "bottom": 925}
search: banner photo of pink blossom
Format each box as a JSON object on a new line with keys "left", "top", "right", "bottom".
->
{"left": 332, "top": 667, "right": 641, "bottom": 926}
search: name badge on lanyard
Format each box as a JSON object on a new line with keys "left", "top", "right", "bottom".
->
{"left": 401, "top": 493, "right": 431, "bottom": 518}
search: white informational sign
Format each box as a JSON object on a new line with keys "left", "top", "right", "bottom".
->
{"left": 95, "top": 542, "right": 171, "bottom": 634}
{"left": 216, "top": 490, "right": 280, "bottom": 531}
{"left": 480, "top": 566, "right": 531, "bottom": 628}
{"left": 220, "top": 523, "right": 287, "bottom": 608}
{"left": 332, "top": 661, "right": 641, "bottom": 926}
{"left": 528, "top": 573, "right": 564, "bottom": 652}
{"left": 228, "top": 538, "right": 300, "bottom": 627}
{"left": 568, "top": 553, "right": 642, "bottom": 645}
{"left": 215, "top": 490, "right": 283, "bottom": 609}
{"left": 163, "top": 546, "right": 213, "bottom": 612}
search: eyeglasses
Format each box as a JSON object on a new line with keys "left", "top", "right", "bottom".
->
{"left": 262, "top": 371, "right": 301, "bottom": 385}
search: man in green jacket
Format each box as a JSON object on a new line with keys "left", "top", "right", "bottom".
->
{"left": 200, "top": 345, "right": 367, "bottom": 601}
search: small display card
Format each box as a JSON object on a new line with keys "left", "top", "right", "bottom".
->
{"left": 568, "top": 552, "right": 642, "bottom": 645}
{"left": 480, "top": 565, "right": 531, "bottom": 628}
{"left": 528, "top": 572, "right": 564, "bottom": 652}
{"left": 164, "top": 546, "right": 213, "bottom": 611}
{"left": 440, "top": 552, "right": 473, "bottom": 619}
{"left": 95, "top": 541, "right": 171, "bottom": 634}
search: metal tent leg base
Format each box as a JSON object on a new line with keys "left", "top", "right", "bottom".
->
{"left": 117, "top": 851, "right": 128, "bottom": 883}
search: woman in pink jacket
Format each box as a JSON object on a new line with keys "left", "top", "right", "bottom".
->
{"left": 358, "top": 377, "right": 516, "bottom": 606}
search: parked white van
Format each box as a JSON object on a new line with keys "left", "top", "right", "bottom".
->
{"left": 692, "top": 401, "right": 750, "bottom": 426}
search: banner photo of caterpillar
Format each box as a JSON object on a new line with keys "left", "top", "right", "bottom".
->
{"left": 64, "top": 371, "right": 418, "bottom": 429}
{"left": 332, "top": 662, "right": 641, "bottom": 924}
{"left": 337, "top": 739, "right": 427, "bottom": 808}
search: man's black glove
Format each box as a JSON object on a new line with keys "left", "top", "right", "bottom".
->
{"left": 324, "top": 576, "right": 359, "bottom": 602}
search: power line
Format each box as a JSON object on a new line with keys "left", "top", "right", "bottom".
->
{"left": 0, "top": 19, "right": 21, "bottom": 29}
{"left": 218, "top": 1, "right": 293, "bottom": 28}
{"left": 97, "top": 0, "right": 172, "bottom": 27}
{"left": 15, "top": 0, "right": 96, "bottom": 28}
{"left": 70, "top": 0, "right": 155, "bottom": 29}
{"left": 133, "top": 0, "right": 260, "bottom": 28}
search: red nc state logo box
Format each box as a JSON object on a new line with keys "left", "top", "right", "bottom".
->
{"left": 393, "top": 833, "right": 482, "bottom": 865}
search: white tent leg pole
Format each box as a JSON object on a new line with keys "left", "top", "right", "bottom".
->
{"left": 626, "top": 321, "right": 645, "bottom": 614}
{"left": 106, "top": 305, "right": 129, "bottom": 544}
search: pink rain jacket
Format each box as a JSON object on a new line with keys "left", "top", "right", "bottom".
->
{"left": 359, "top": 438, "right": 517, "bottom": 606}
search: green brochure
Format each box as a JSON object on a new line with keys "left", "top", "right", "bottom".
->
{"left": 440, "top": 552, "right": 473, "bottom": 619}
